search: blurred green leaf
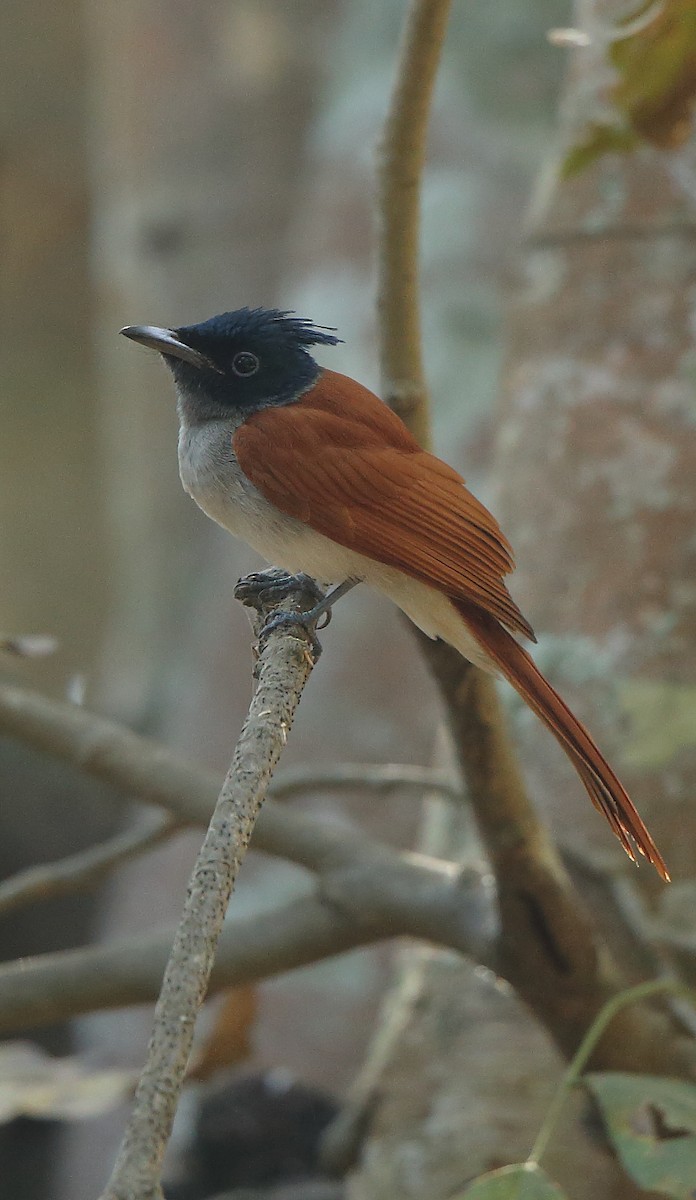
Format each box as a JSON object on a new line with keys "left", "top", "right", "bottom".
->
{"left": 586, "top": 1072, "right": 696, "bottom": 1198}
{"left": 461, "top": 1163, "right": 569, "bottom": 1199}
{"left": 562, "top": 0, "right": 696, "bottom": 175}
{"left": 611, "top": 0, "right": 696, "bottom": 148}
{"left": 562, "top": 124, "right": 639, "bottom": 177}
{"left": 620, "top": 680, "right": 696, "bottom": 769}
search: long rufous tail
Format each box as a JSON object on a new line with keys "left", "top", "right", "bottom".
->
{"left": 455, "top": 599, "right": 669, "bottom": 881}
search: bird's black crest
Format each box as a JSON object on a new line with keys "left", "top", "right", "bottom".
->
{"left": 176, "top": 307, "right": 342, "bottom": 351}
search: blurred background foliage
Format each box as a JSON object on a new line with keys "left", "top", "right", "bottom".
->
{"left": 1, "top": 2, "right": 695, "bottom": 1198}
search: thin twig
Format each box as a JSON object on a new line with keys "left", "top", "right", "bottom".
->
{"left": 528, "top": 976, "right": 696, "bottom": 1168}
{"left": 376, "top": 0, "right": 453, "bottom": 447}
{"left": 99, "top": 580, "right": 321, "bottom": 1200}
{"left": 0, "top": 813, "right": 178, "bottom": 917}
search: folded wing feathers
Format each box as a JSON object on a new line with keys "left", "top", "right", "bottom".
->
{"left": 235, "top": 388, "right": 533, "bottom": 637}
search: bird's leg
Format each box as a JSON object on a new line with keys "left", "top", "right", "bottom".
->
{"left": 234, "top": 570, "right": 359, "bottom": 660}
{"left": 301, "top": 577, "right": 360, "bottom": 628}
{"left": 258, "top": 578, "right": 360, "bottom": 657}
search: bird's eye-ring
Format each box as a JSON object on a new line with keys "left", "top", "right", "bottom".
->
{"left": 232, "top": 351, "right": 260, "bottom": 377}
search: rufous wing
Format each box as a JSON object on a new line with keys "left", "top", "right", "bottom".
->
{"left": 233, "top": 370, "right": 535, "bottom": 640}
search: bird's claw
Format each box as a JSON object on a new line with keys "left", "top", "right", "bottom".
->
{"left": 258, "top": 609, "right": 323, "bottom": 660}
{"left": 315, "top": 607, "right": 332, "bottom": 630}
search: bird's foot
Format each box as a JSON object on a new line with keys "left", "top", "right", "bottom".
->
{"left": 258, "top": 608, "right": 325, "bottom": 660}
{"left": 234, "top": 569, "right": 330, "bottom": 662}
{"left": 234, "top": 568, "right": 325, "bottom": 611}
{"left": 235, "top": 572, "right": 361, "bottom": 664}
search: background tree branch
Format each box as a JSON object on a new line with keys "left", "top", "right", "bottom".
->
{"left": 0, "top": 812, "right": 178, "bottom": 918}
{"left": 0, "top": 866, "right": 493, "bottom": 1036}
{"left": 376, "top": 0, "right": 452, "bottom": 447}
{"left": 0, "top": 762, "right": 460, "bottom": 918}
{"left": 1, "top": 656, "right": 694, "bottom": 1077}
{"left": 0, "top": 681, "right": 462, "bottom": 879}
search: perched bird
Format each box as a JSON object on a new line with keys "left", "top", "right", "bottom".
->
{"left": 121, "top": 307, "right": 668, "bottom": 879}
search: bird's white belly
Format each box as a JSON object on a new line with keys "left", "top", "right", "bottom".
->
{"left": 177, "top": 417, "right": 495, "bottom": 672}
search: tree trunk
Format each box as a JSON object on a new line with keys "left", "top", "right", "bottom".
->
{"left": 496, "top": 39, "right": 696, "bottom": 895}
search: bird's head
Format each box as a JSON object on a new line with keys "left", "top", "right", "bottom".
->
{"left": 120, "top": 307, "right": 341, "bottom": 421}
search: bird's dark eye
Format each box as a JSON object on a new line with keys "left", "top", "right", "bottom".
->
{"left": 231, "top": 351, "right": 260, "bottom": 377}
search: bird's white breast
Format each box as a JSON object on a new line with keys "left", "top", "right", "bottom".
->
{"left": 177, "top": 415, "right": 356, "bottom": 579}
